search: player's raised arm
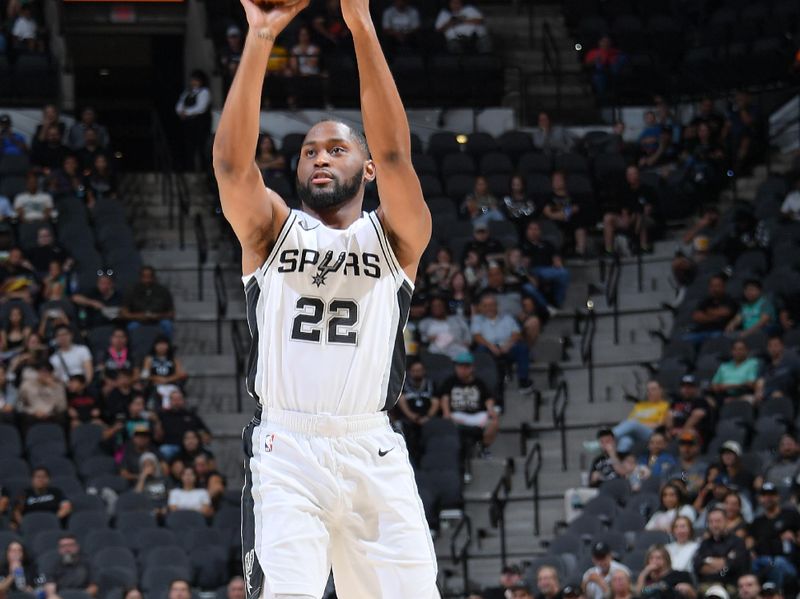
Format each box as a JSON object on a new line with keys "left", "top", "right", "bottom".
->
{"left": 341, "top": 0, "right": 431, "bottom": 278}
{"left": 213, "top": 0, "right": 308, "bottom": 274}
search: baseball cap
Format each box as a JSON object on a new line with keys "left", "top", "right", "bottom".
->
{"left": 705, "top": 585, "right": 730, "bottom": 599}
{"left": 562, "top": 585, "right": 580, "bottom": 597}
{"left": 720, "top": 440, "right": 742, "bottom": 457}
{"left": 591, "top": 541, "right": 611, "bottom": 557}
{"left": 226, "top": 25, "right": 242, "bottom": 37}
{"left": 454, "top": 351, "right": 474, "bottom": 365}
{"left": 680, "top": 374, "right": 697, "bottom": 385}
{"left": 679, "top": 430, "right": 699, "bottom": 444}
{"left": 760, "top": 583, "right": 780, "bottom": 595}
{"left": 760, "top": 482, "right": 778, "bottom": 494}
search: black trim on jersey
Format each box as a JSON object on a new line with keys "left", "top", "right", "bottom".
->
{"left": 367, "top": 212, "right": 398, "bottom": 278}
{"left": 383, "top": 280, "right": 413, "bottom": 411}
{"left": 264, "top": 212, "right": 297, "bottom": 271}
{"left": 241, "top": 418, "right": 264, "bottom": 599}
{"left": 244, "top": 277, "right": 261, "bottom": 401}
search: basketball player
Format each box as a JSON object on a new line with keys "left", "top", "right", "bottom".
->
{"left": 213, "top": 0, "right": 438, "bottom": 597}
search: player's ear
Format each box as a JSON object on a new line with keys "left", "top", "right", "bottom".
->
{"left": 363, "top": 160, "right": 376, "bottom": 183}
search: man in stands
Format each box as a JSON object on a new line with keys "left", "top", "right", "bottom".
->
{"left": 435, "top": 0, "right": 491, "bottom": 54}
{"left": 482, "top": 564, "right": 523, "bottom": 599}
{"left": 72, "top": 274, "right": 123, "bottom": 330}
{"left": 683, "top": 274, "right": 738, "bottom": 347}
{"left": 520, "top": 220, "right": 569, "bottom": 312}
{"left": 381, "top": 0, "right": 420, "bottom": 52}
{"left": 30, "top": 125, "right": 69, "bottom": 177}
{"left": 602, "top": 165, "right": 657, "bottom": 255}
{"left": 638, "top": 429, "right": 676, "bottom": 478}
{"left": 167, "top": 579, "right": 191, "bottom": 599}
{"left": 67, "top": 107, "right": 110, "bottom": 150}
{"left": 158, "top": 389, "right": 211, "bottom": 460}
{"left": 582, "top": 541, "right": 630, "bottom": 599}
{"left": 667, "top": 374, "right": 714, "bottom": 447}
{"left": 710, "top": 339, "right": 759, "bottom": 404}
{"left": 77, "top": 129, "right": 105, "bottom": 172}
{"left": 748, "top": 482, "right": 800, "bottom": 589}
{"left": 725, "top": 279, "right": 776, "bottom": 339}
{"left": 462, "top": 220, "right": 505, "bottom": 264}
{"left": 0, "top": 114, "right": 29, "bottom": 156}
{"left": 120, "top": 266, "right": 175, "bottom": 338}
{"left": 471, "top": 292, "right": 532, "bottom": 393}
{"left": 674, "top": 429, "right": 708, "bottom": 499}
{"left": 755, "top": 435, "right": 800, "bottom": 500}
{"left": 536, "top": 565, "right": 562, "bottom": 599}
{"left": 220, "top": 26, "right": 245, "bottom": 90}
{"left": 693, "top": 507, "right": 750, "bottom": 592}
{"left": 737, "top": 574, "right": 761, "bottom": 599}
{"left": 509, "top": 582, "right": 535, "bottom": 599}
{"left": 532, "top": 111, "right": 572, "bottom": 155}
{"left": 395, "top": 360, "right": 439, "bottom": 465}
{"left": 17, "top": 362, "right": 67, "bottom": 429}
{"left": 226, "top": 576, "right": 246, "bottom": 599}
{"left": 589, "top": 428, "right": 625, "bottom": 487}
{"left": 45, "top": 534, "right": 97, "bottom": 597}
{"left": 13, "top": 466, "right": 72, "bottom": 527}
{"left": 756, "top": 336, "right": 800, "bottom": 403}
{"left": 26, "top": 226, "right": 73, "bottom": 277}
{"left": 119, "top": 423, "right": 160, "bottom": 484}
{"left": 440, "top": 351, "right": 500, "bottom": 463}
{"left": 14, "top": 172, "right": 55, "bottom": 223}
{"left": 50, "top": 325, "right": 93, "bottom": 384}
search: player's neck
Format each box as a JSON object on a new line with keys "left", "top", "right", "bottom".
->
{"left": 302, "top": 198, "right": 364, "bottom": 230}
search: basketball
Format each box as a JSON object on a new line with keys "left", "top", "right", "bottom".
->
{"left": 251, "top": 0, "right": 304, "bottom": 7}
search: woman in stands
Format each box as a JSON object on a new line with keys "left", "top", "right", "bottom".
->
{"left": 87, "top": 154, "right": 118, "bottom": 200}
{"left": 98, "top": 327, "right": 137, "bottom": 387}
{"left": 7, "top": 332, "right": 49, "bottom": 386}
{"left": 0, "top": 305, "right": 31, "bottom": 356}
{"left": 255, "top": 134, "right": 286, "bottom": 182}
{"left": 462, "top": 176, "right": 504, "bottom": 224}
{"left": 141, "top": 335, "right": 188, "bottom": 408}
{"left": 123, "top": 588, "right": 144, "bottom": 599}
{"left": 646, "top": 482, "right": 697, "bottom": 532}
{"left": 167, "top": 466, "right": 213, "bottom": 517}
{"left": 635, "top": 545, "right": 696, "bottom": 599}
{"left": 502, "top": 174, "right": 537, "bottom": 230}
{"left": 176, "top": 429, "right": 216, "bottom": 472}
{"left": 448, "top": 270, "right": 472, "bottom": 319}
{"left": 461, "top": 249, "right": 487, "bottom": 295}
{"left": 426, "top": 247, "right": 460, "bottom": 293}
{"left": 666, "top": 516, "right": 700, "bottom": 572}
{"left": 0, "top": 541, "right": 36, "bottom": 594}
{"left": 722, "top": 491, "right": 748, "bottom": 539}
{"left": 608, "top": 569, "right": 635, "bottom": 599}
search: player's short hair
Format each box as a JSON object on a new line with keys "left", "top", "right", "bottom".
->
{"left": 313, "top": 119, "right": 370, "bottom": 158}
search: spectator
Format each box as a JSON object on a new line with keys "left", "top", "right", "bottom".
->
{"left": 50, "top": 325, "right": 93, "bottom": 384}
{"left": 463, "top": 176, "right": 504, "bottom": 224}
{"left": 543, "top": 170, "right": 587, "bottom": 258}
{"left": 502, "top": 175, "right": 537, "bottom": 227}
{"left": 582, "top": 541, "right": 631, "bottom": 599}
{"left": 311, "top": 0, "right": 351, "bottom": 51}
{"left": 48, "top": 154, "right": 87, "bottom": 200}
{"left": 72, "top": 274, "right": 123, "bottom": 330}
{"left": 32, "top": 105, "right": 66, "bottom": 152}
{"left": 727, "top": 91, "right": 762, "bottom": 174}
{"left": 716, "top": 441, "right": 755, "bottom": 492}
{"left": 721, "top": 491, "right": 747, "bottom": 539}
{"left": 532, "top": 112, "right": 572, "bottom": 155}
{"left": 30, "top": 125, "right": 69, "bottom": 176}
{"left": 97, "top": 327, "right": 136, "bottom": 385}
{"left": 87, "top": 153, "right": 117, "bottom": 199}
{"left": 639, "top": 430, "right": 678, "bottom": 478}
{"left": 175, "top": 70, "right": 212, "bottom": 173}
{"left": 448, "top": 270, "right": 472, "bottom": 318}
{"left": 255, "top": 134, "right": 287, "bottom": 183}
{"left": 133, "top": 452, "right": 169, "bottom": 514}
{"left": 8, "top": 332, "right": 49, "bottom": 387}
{"left": 719, "top": 210, "right": 770, "bottom": 271}
{"left": 611, "top": 380, "right": 670, "bottom": 453}
{"left": 435, "top": 0, "right": 491, "bottom": 54}
{"left": 759, "top": 583, "right": 782, "bottom": 599}
{"left": 176, "top": 429, "right": 215, "bottom": 471}
{"left": 583, "top": 35, "right": 625, "bottom": 98}
{"left": 747, "top": 482, "right": 800, "bottom": 589}
{"left": 681, "top": 122, "right": 726, "bottom": 201}
{"left": 602, "top": 165, "right": 656, "bottom": 255}
{"left": 725, "top": 279, "right": 776, "bottom": 338}
{"left": 0, "top": 365, "right": 17, "bottom": 423}
{"left": 10, "top": 5, "right": 40, "bottom": 51}
{"left": 690, "top": 97, "right": 726, "bottom": 143}
{"left": 536, "top": 566, "right": 561, "bottom": 599}
{"left": 226, "top": 577, "right": 246, "bottom": 599}
{"left": 710, "top": 339, "right": 759, "bottom": 404}
{"left": 461, "top": 221, "right": 504, "bottom": 264}
{"left": 637, "top": 111, "right": 663, "bottom": 164}
{"left": 780, "top": 175, "right": 800, "bottom": 222}
{"left": 589, "top": 428, "right": 625, "bottom": 486}
{"left": 75, "top": 129, "right": 104, "bottom": 173}
{"left": 667, "top": 516, "right": 700, "bottom": 573}
{"left": 158, "top": 389, "right": 211, "bottom": 460}
{"left": 120, "top": 423, "right": 159, "bottom": 483}
{"left": 509, "top": 583, "right": 534, "bottom": 599}
{"left": 167, "top": 579, "right": 192, "bottom": 599}
{"left": 26, "top": 226, "right": 73, "bottom": 277}
{"left": 440, "top": 351, "right": 500, "bottom": 462}
{"left": 418, "top": 296, "right": 470, "bottom": 359}
{"left": 167, "top": 467, "right": 212, "bottom": 516}
{"left": 45, "top": 534, "right": 96, "bottom": 597}
{"left": 288, "top": 24, "right": 322, "bottom": 80}
{"left": 425, "top": 248, "right": 460, "bottom": 293}
{"left": 646, "top": 481, "right": 695, "bottom": 532}
{"left": 381, "top": 0, "right": 420, "bottom": 52}
{"left": 219, "top": 26, "right": 244, "bottom": 89}
{"left": 608, "top": 569, "right": 634, "bottom": 599}
{"left": 634, "top": 545, "right": 695, "bottom": 599}
{"left": 0, "top": 247, "right": 39, "bottom": 302}
{"left": 684, "top": 275, "right": 738, "bottom": 347}
{"left": 737, "top": 575, "right": 761, "bottom": 599}
{"left": 471, "top": 292, "right": 532, "bottom": 392}
{"left": 755, "top": 434, "right": 800, "bottom": 499}
{"left": 671, "top": 206, "right": 720, "bottom": 305}
{"left": 674, "top": 429, "right": 709, "bottom": 499}
{"left": 66, "top": 375, "right": 101, "bottom": 428}
{"left": 67, "top": 107, "right": 110, "bottom": 151}
{"left": 13, "top": 467, "right": 72, "bottom": 526}
{"left": 38, "top": 282, "right": 77, "bottom": 339}
{"left": 141, "top": 335, "right": 188, "bottom": 407}
{"left": 757, "top": 336, "right": 800, "bottom": 403}
{"left": 0, "top": 305, "right": 31, "bottom": 354}
{"left": 124, "top": 393, "right": 162, "bottom": 439}
{"left": 520, "top": 220, "right": 569, "bottom": 310}
{"left": 481, "top": 564, "right": 523, "bottom": 599}
{"left": 0, "top": 541, "right": 36, "bottom": 594}
{"left": 693, "top": 507, "right": 750, "bottom": 591}
{"left": 0, "top": 114, "right": 28, "bottom": 157}
{"left": 17, "top": 362, "right": 67, "bottom": 428}
{"left": 14, "top": 172, "right": 55, "bottom": 223}
{"left": 667, "top": 375, "right": 715, "bottom": 446}
{"left": 120, "top": 266, "right": 175, "bottom": 338}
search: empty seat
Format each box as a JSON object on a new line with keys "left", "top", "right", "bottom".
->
{"left": 632, "top": 530, "right": 670, "bottom": 551}
{"left": 31, "top": 529, "right": 65, "bottom": 557}
{"left": 86, "top": 474, "right": 129, "bottom": 495}
{"left": 116, "top": 511, "right": 157, "bottom": 533}
{"left": 50, "top": 476, "right": 84, "bottom": 499}
{"left": 427, "top": 132, "right": 461, "bottom": 162}
{"left": 582, "top": 494, "right": 618, "bottom": 521}
{"left": 91, "top": 546, "right": 137, "bottom": 575}
{"left": 69, "top": 424, "right": 105, "bottom": 460}
{"left": 555, "top": 152, "right": 589, "bottom": 174}
{"left": 21, "top": 512, "right": 61, "bottom": 544}
{"left": 165, "top": 510, "right": 208, "bottom": 531}
{"left": 30, "top": 456, "right": 75, "bottom": 479}
{"left": 95, "top": 566, "right": 137, "bottom": 597}
{"left": 0, "top": 458, "right": 30, "bottom": 481}
{"left": 115, "top": 491, "right": 152, "bottom": 513}
{"left": 440, "top": 153, "right": 477, "bottom": 177}
{"left": 68, "top": 511, "right": 109, "bottom": 542}
{"left": 83, "top": 529, "right": 127, "bottom": 556}
{"left": 190, "top": 546, "right": 229, "bottom": 589}
{"left": 498, "top": 131, "right": 534, "bottom": 162}
{"left": 25, "top": 424, "right": 66, "bottom": 452}
{"left": 144, "top": 546, "right": 190, "bottom": 572}
{"left": 444, "top": 174, "right": 476, "bottom": 201}
{"left": 464, "top": 132, "right": 498, "bottom": 159}
{"left": 78, "top": 456, "right": 117, "bottom": 481}
{"left": 518, "top": 152, "right": 552, "bottom": 175}
{"left": 132, "top": 528, "right": 178, "bottom": 554}
{"left": 411, "top": 153, "right": 438, "bottom": 176}
{"left": 69, "top": 493, "right": 107, "bottom": 513}
{"left": 480, "top": 152, "right": 514, "bottom": 176}
{"left": 0, "top": 424, "right": 22, "bottom": 457}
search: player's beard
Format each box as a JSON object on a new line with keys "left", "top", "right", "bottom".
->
{"left": 296, "top": 168, "right": 364, "bottom": 211}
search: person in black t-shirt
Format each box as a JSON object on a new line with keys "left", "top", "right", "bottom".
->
{"left": 158, "top": 388, "right": 211, "bottom": 461}
{"left": 684, "top": 275, "right": 738, "bottom": 347}
{"left": 46, "top": 534, "right": 96, "bottom": 596}
{"left": 635, "top": 545, "right": 695, "bottom": 599}
{"left": 395, "top": 361, "right": 440, "bottom": 466}
{"left": 520, "top": 221, "right": 570, "bottom": 310}
{"left": 602, "top": 166, "right": 658, "bottom": 255}
{"left": 667, "top": 374, "right": 715, "bottom": 447}
{"left": 71, "top": 274, "right": 122, "bottom": 330}
{"left": 589, "top": 428, "right": 626, "bottom": 488}
{"left": 748, "top": 483, "right": 800, "bottom": 590}
{"left": 461, "top": 221, "right": 505, "bottom": 264}
{"left": 66, "top": 374, "right": 101, "bottom": 427}
{"left": 13, "top": 467, "right": 72, "bottom": 526}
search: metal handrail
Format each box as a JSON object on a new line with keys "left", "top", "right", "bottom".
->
{"left": 552, "top": 379, "right": 569, "bottom": 472}
{"left": 151, "top": 111, "right": 192, "bottom": 250}
{"left": 231, "top": 320, "right": 245, "bottom": 413}
{"left": 194, "top": 214, "right": 208, "bottom": 301}
{"left": 580, "top": 302, "right": 597, "bottom": 403}
{"left": 488, "top": 459, "right": 514, "bottom": 568}
{"left": 214, "top": 264, "right": 228, "bottom": 355}
{"left": 542, "top": 21, "right": 562, "bottom": 114}
{"left": 450, "top": 514, "right": 472, "bottom": 595}
{"left": 605, "top": 253, "right": 621, "bottom": 345}
{"left": 524, "top": 441, "right": 543, "bottom": 535}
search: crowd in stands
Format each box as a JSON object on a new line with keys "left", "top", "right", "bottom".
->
{"left": 0, "top": 105, "right": 245, "bottom": 599}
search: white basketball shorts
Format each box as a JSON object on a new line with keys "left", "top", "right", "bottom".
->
{"left": 241, "top": 408, "right": 440, "bottom": 599}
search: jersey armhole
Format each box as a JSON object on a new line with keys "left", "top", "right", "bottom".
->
{"left": 241, "top": 211, "right": 297, "bottom": 282}
{"left": 368, "top": 211, "right": 414, "bottom": 289}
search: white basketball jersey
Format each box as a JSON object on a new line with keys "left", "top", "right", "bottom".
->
{"left": 241, "top": 210, "right": 413, "bottom": 416}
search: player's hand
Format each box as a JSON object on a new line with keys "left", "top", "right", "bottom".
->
{"left": 239, "top": 0, "right": 310, "bottom": 38}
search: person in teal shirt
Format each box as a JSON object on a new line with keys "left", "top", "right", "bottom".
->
{"left": 725, "top": 279, "right": 776, "bottom": 337}
{"left": 711, "top": 339, "right": 760, "bottom": 402}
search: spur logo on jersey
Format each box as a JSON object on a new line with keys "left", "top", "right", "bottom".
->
{"left": 277, "top": 248, "right": 381, "bottom": 280}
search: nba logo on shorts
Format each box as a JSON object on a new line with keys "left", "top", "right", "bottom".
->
{"left": 264, "top": 433, "right": 276, "bottom": 453}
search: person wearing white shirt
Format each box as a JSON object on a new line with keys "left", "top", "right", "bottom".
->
{"left": 781, "top": 178, "right": 800, "bottom": 222}
{"left": 49, "top": 325, "right": 93, "bottom": 384}
{"left": 382, "top": 0, "right": 421, "bottom": 51}
{"left": 167, "top": 467, "right": 212, "bottom": 516}
{"left": 645, "top": 482, "right": 697, "bottom": 532}
{"left": 582, "top": 541, "right": 631, "bottom": 599}
{"left": 175, "top": 70, "right": 212, "bottom": 172}
{"left": 11, "top": 6, "right": 38, "bottom": 51}
{"left": 14, "top": 173, "right": 55, "bottom": 223}
{"left": 435, "top": 0, "right": 491, "bottom": 54}
{"left": 666, "top": 515, "right": 700, "bottom": 572}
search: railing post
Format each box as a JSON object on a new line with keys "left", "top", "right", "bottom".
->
{"left": 525, "top": 442, "right": 542, "bottom": 536}
{"left": 637, "top": 250, "right": 643, "bottom": 293}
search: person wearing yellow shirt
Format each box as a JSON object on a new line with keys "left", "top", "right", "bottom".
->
{"left": 612, "top": 380, "right": 670, "bottom": 452}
